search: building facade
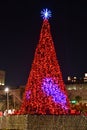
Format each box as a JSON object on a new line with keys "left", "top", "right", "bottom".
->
{"left": 0, "top": 70, "right": 5, "bottom": 86}
{"left": 0, "top": 82, "right": 87, "bottom": 111}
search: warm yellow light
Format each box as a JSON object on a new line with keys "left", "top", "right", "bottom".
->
{"left": 85, "top": 73, "right": 87, "bottom": 77}
{"left": 74, "top": 76, "right": 77, "bottom": 79}
{"left": 1, "top": 83, "right": 4, "bottom": 85}
{"left": 5, "top": 87, "right": 9, "bottom": 92}
{"left": 67, "top": 76, "right": 71, "bottom": 81}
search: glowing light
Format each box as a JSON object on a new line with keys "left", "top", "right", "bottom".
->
{"left": 26, "top": 90, "right": 31, "bottom": 100}
{"left": 5, "top": 87, "right": 9, "bottom": 92}
{"left": 71, "top": 100, "right": 77, "bottom": 104}
{"left": 41, "top": 8, "right": 52, "bottom": 19}
{"left": 42, "top": 78, "right": 67, "bottom": 109}
{"left": 85, "top": 73, "right": 87, "bottom": 77}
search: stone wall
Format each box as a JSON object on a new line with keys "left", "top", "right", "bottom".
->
{"left": 0, "top": 115, "right": 87, "bottom": 130}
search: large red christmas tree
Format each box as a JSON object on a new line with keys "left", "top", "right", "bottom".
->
{"left": 20, "top": 9, "right": 70, "bottom": 114}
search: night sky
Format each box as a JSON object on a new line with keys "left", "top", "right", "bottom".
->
{"left": 0, "top": 1, "right": 87, "bottom": 86}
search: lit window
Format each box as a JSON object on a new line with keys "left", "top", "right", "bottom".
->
{"left": 85, "top": 73, "right": 87, "bottom": 77}
{"left": 68, "top": 87, "right": 72, "bottom": 90}
{"left": 67, "top": 76, "right": 71, "bottom": 81}
{"left": 73, "top": 86, "right": 76, "bottom": 90}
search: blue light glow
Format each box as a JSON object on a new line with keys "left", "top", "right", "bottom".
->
{"left": 42, "top": 78, "right": 67, "bottom": 109}
{"left": 41, "top": 8, "right": 52, "bottom": 19}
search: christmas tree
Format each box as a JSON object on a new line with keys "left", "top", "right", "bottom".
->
{"left": 20, "top": 9, "right": 70, "bottom": 114}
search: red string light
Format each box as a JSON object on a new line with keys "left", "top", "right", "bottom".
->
{"left": 20, "top": 19, "right": 70, "bottom": 115}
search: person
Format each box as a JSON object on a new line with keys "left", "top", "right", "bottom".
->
{"left": 3, "top": 110, "right": 8, "bottom": 116}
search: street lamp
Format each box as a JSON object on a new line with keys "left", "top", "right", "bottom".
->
{"left": 5, "top": 87, "right": 9, "bottom": 112}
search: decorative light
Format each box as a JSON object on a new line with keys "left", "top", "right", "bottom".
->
{"left": 41, "top": 8, "right": 52, "bottom": 19}
{"left": 42, "top": 78, "right": 68, "bottom": 109}
{"left": 26, "top": 90, "right": 31, "bottom": 100}
{"left": 20, "top": 13, "right": 70, "bottom": 115}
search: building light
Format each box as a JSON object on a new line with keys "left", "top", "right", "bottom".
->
{"left": 84, "top": 73, "right": 87, "bottom": 82}
{"left": 73, "top": 77, "right": 77, "bottom": 82}
{"left": 0, "top": 70, "right": 5, "bottom": 86}
{"left": 85, "top": 73, "right": 87, "bottom": 77}
{"left": 73, "top": 86, "right": 76, "bottom": 90}
{"left": 71, "top": 100, "right": 77, "bottom": 104}
{"left": 73, "top": 77, "right": 77, "bottom": 79}
{"left": 67, "top": 76, "right": 71, "bottom": 81}
{"left": 1, "top": 83, "right": 4, "bottom": 86}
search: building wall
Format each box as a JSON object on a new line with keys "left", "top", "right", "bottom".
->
{"left": 66, "top": 83, "right": 87, "bottom": 103}
{"left": 0, "top": 115, "right": 87, "bottom": 130}
{"left": 0, "top": 70, "right": 5, "bottom": 86}
{"left": 0, "top": 87, "right": 22, "bottom": 111}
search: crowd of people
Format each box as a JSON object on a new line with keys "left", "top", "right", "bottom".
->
{"left": 0, "top": 109, "right": 15, "bottom": 116}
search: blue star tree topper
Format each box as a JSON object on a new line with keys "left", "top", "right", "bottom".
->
{"left": 41, "top": 8, "right": 52, "bottom": 19}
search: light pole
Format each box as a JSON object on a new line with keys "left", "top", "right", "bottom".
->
{"left": 13, "top": 94, "right": 15, "bottom": 109}
{"left": 5, "top": 87, "right": 9, "bottom": 112}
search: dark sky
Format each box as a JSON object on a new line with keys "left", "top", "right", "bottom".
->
{"left": 0, "top": 1, "right": 87, "bottom": 86}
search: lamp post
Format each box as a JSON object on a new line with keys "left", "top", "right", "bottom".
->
{"left": 5, "top": 87, "right": 9, "bottom": 112}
